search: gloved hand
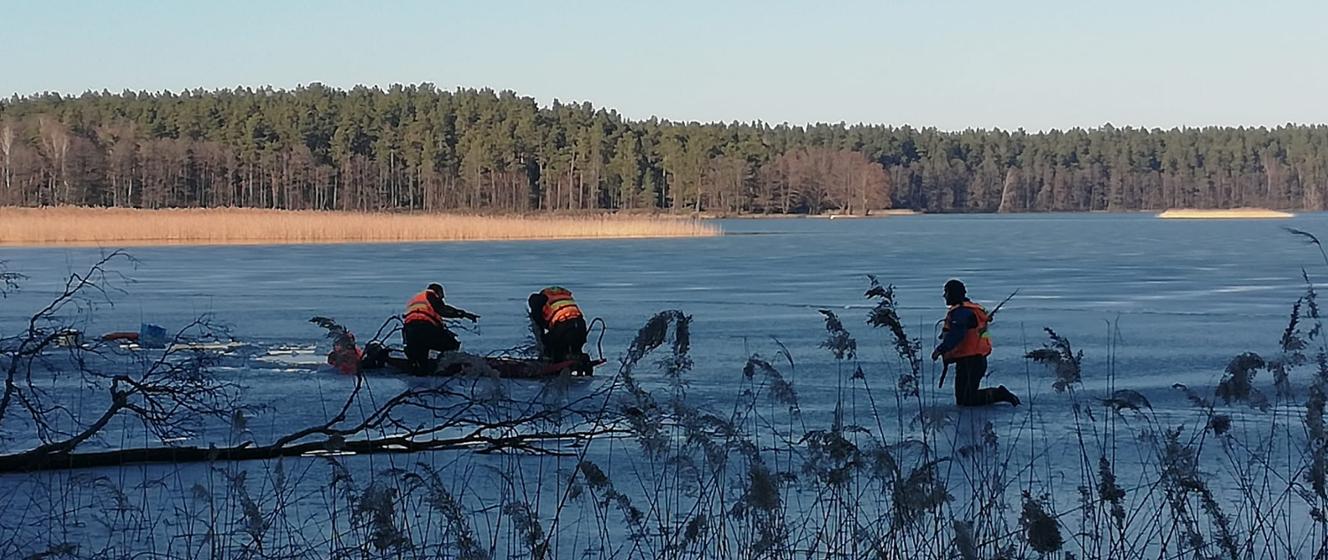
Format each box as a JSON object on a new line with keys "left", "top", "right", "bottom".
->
{"left": 930, "top": 348, "right": 942, "bottom": 361}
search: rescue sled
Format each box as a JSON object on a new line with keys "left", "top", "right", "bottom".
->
{"left": 315, "top": 316, "right": 605, "bottom": 379}
{"left": 358, "top": 342, "right": 604, "bottom": 379}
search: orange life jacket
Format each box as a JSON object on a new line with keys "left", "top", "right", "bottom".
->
{"left": 403, "top": 290, "right": 442, "bottom": 326}
{"left": 540, "top": 286, "right": 583, "bottom": 326}
{"left": 942, "top": 301, "right": 992, "bottom": 360}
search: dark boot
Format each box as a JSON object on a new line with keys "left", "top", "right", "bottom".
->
{"left": 996, "top": 385, "right": 1021, "bottom": 406}
{"left": 573, "top": 352, "right": 593, "bottom": 375}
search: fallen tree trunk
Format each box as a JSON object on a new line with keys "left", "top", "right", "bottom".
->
{"left": 0, "top": 429, "right": 622, "bottom": 473}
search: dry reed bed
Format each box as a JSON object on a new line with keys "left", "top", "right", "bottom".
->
{"left": 0, "top": 207, "right": 720, "bottom": 246}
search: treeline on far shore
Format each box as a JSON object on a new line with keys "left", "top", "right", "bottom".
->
{"left": 1, "top": 84, "right": 1327, "bottom": 215}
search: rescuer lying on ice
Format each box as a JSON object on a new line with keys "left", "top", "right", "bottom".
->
{"left": 402, "top": 283, "right": 479, "bottom": 375}
{"left": 528, "top": 286, "right": 590, "bottom": 374}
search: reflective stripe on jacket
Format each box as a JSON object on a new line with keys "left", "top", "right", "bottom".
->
{"left": 404, "top": 291, "right": 442, "bottom": 326}
{"left": 540, "top": 286, "right": 583, "bottom": 326}
{"left": 943, "top": 301, "right": 992, "bottom": 360}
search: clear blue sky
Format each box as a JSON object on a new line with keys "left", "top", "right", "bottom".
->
{"left": 2, "top": 0, "right": 1325, "bottom": 131}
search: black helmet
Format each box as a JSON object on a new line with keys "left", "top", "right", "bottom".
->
{"left": 427, "top": 283, "right": 445, "bottom": 298}
{"left": 944, "top": 279, "right": 966, "bottom": 305}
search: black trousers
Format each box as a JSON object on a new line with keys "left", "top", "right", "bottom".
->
{"left": 953, "top": 355, "right": 1001, "bottom": 406}
{"left": 544, "top": 317, "right": 587, "bottom": 362}
{"left": 403, "top": 321, "right": 459, "bottom": 374}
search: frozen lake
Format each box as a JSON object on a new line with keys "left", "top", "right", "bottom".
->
{"left": 2, "top": 213, "right": 1326, "bottom": 558}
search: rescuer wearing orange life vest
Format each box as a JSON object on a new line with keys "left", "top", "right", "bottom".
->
{"left": 930, "top": 279, "right": 1020, "bottom": 407}
{"left": 402, "top": 283, "right": 479, "bottom": 374}
{"left": 528, "top": 286, "right": 588, "bottom": 366}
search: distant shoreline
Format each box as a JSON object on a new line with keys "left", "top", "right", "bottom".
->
{"left": 0, "top": 207, "right": 720, "bottom": 247}
{"left": 0, "top": 206, "right": 1311, "bottom": 248}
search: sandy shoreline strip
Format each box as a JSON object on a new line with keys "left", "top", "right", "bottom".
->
{"left": 1157, "top": 208, "right": 1294, "bottom": 219}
